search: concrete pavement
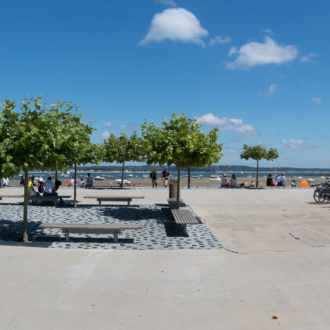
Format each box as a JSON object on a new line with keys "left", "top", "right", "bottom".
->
{"left": 0, "top": 188, "right": 330, "bottom": 329}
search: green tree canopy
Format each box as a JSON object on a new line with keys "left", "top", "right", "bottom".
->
{"left": 141, "top": 114, "right": 224, "bottom": 208}
{"left": 240, "top": 144, "right": 279, "bottom": 188}
{"left": 1, "top": 95, "right": 95, "bottom": 241}
{"left": 103, "top": 132, "right": 144, "bottom": 189}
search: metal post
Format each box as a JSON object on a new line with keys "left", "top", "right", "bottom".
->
{"left": 188, "top": 167, "right": 191, "bottom": 189}
{"left": 99, "top": 200, "right": 101, "bottom": 206}
{"left": 65, "top": 230, "right": 69, "bottom": 241}
{"left": 128, "top": 200, "right": 130, "bottom": 206}
{"left": 114, "top": 232, "right": 118, "bottom": 243}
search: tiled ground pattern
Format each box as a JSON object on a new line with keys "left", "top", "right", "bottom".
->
{"left": 0, "top": 204, "right": 222, "bottom": 250}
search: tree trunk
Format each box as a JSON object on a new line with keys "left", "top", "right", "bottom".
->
{"left": 177, "top": 163, "right": 181, "bottom": 209}
{"left": 74, "top": 163, "right": 77, "bottom": 207}
{"left": 23, "top": 168, "right": 29, "bottom": 242}
{"left": 121, "top": 161, "right": 125, "bottom": 189}
{"left": 256, "top": 160, "right": 259, "bottom": 189}
{"left": 188, "top": 167, "right": 191, "bottom": 189}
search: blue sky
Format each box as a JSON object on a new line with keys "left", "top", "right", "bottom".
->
{"left": 1, "top": 0, "right": 329, "bottom": 167}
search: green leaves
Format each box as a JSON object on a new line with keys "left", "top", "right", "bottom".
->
{"left": 141, "top": 113, "right": 224, "bottom": 169}
{"left": 240, "top": 144, "right": 279, "bottom": 162}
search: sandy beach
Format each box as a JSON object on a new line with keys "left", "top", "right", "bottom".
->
{"left": 8, "top": 176, "right": 325, "bottom": 188}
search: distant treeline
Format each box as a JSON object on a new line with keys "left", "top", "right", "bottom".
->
{"left": 72, "top": 165, "right": 330, "bottom": 172}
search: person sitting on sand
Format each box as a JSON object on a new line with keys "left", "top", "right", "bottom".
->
{"left": 139, "top": 182, "right": 143, "bottom": 187}
{"left": 221, "top": 174, "right": 228, "bottom": 187}
{"left": 230, "top": 174, "right": 237, "bottom": 188}
{"left": 267, "top": 174, "right": 274, "bottom": 186}
{"left": 70, "top": 177, "right": 75, "bottom": 187}
{"left": 278, "top": 173, "right": 287, "bottom": 187}
{"left": 80, "top": 179, "right": 85, "bottom": 188}
{"left": 85, "top": 173, "right": 93, "bottom": 188}
{"left": 274, "top": 173, "right": 281, "bottom": 185}
{"left": 244, "top": 181, "right": 248, "bottom": 187}
{"left": 250, "top": 181, "right": 255, "bottom": 187}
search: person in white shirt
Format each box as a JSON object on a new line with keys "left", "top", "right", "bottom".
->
{"left": 70, "top": 177, "right": 75, "bottom": 187}
{"left": 44, "top": 177, "right": 57, "bottom": 196}
{"left": 85, "top": 173, "right": 93, "bottom": 188}
{"left": 1, "top": 178, "right": 9, "bottom": 186}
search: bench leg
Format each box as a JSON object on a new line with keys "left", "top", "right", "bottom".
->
{"left": 65, "top": 230, "right": 69, "bottom": 242}
{"left": 99, "top": 201, "right": 101, "bottom": 206}
{"left": 113, "top": 232, "right": 118, "bottom": 243}
{"left": 182, "top": 224, "right": 188, "bottom": 235}
{"left": 128, "top": 200, "right": 130, "bottom": 206}
{"left": 54, "top": 200, "right": 57, "bottom": 207}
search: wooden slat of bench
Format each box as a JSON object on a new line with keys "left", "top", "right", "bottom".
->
{"left": 84, "top": 196, "right": 145, "bottom": 199}
{"left": 28, "top": 196, "right": 71, "bottom": 199}
{"left": 39, "top": 223, "right": 143, "bottom": 230}
{"left": 171, "top": 209, "right": 199, "bottom": 225}
{"left": 0, "top": 195, "right": 23, "bottom": 198}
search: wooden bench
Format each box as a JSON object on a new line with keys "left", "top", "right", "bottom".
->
{"left": 167, "top": 198, "right": 187, "bottom": 208}
{"left": 0, "top": 195, "right": 71, "bottom": 207}
{"left": 171, "top": 209, "right": 199, "bottom": 235}
{"left": 28, "top": 195, "right": 71, "bottom": 207}
{"left": 39, "top": 223, "right": 144, "bottom": 242}
{"left": 84, "top": 196, "right": 145, "bottom": 206}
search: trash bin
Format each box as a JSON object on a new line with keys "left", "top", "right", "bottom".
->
{"left": 169, "top": 181, "right": 180, "bottom": 198}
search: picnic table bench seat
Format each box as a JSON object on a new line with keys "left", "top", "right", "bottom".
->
{"left": 167, "top": 198, "right": 187, "bottom": 208}
{"left": 171, "top": 209, "right": 199, "bottom": 235}
{"left": 39, "top": 223, "right": 144, "bottom": 242}
{"left": 84, "top": 196, "right": 145, "bottom": 206}
{"left": 0, "top": 195, "right": 71, "bottom": 207}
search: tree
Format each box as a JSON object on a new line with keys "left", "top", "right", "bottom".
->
{"left": 103, "top": 132, "right": 144, "bottom": 189}
{"left": 2, "top": 96, "right": 95, "bottom": 242}
{"left": 240, "top": 144, "right": 279, "bottom": 188}
{"left": 141, "top": 114, "right": 224, "bottom": 209}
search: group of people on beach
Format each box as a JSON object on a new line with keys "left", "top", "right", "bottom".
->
{"left": 267, "top": 173, "right": 287, "bottom": 187}
{"left": 149, "top": 167, "right": 170, "bottom": 188}
{"left": 220, "top": 174, "right": 255, "bottom": 188}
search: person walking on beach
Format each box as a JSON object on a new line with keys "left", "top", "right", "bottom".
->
{"left": 161, "top": 167, "right": 170, "bottom": 188}
{"left": 85, "top": 173, "right": 93, "bottom": 188}
{"left": 151, "top": 169, "right": 157, "bottom": 188}
{"left": 230, "top": 174, "right": 237, "bottom": 188}
{"left": 267, "top": 174, "right": 274, "bottom": 186}
{"left": 279, "top": 173, "right": 287, "bottom": 187}
{"left": 19, "top": 175, "right": 25, "bottom": 187}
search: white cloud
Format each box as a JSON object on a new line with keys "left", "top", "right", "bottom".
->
{"left": 140, "top": 8, "right": 208, "bottom": 46}
{"left": 102, "top": 121, "right": 112, "bottom": 127}
{"left": 226, "top": 36, "right": 298, "bottom": 70}
{"left": 155, "top": 0, "right": 177, "bottom": 6}
{"left": 258, "top": 84, "right": 277, "bottom": 97}
{"left": 225, "top": 149, "right": 236, "bottom": 154}
{"left": 262, "top": 29, "right": 273, "bottom": 36}
{"left": 301, "top": 53, "right": 319, "bottom": 63}
{"left": 228, "top": 46, "right": 237, "bottom": 56}
{"left": 281, "top": 139, "right": 315, "bottom": 149}
{"left": 312, "top": 97, "right": 322, "bottom": 104}
{"left": 195, "top": 113, "right": 257, "bottom": 136}
{"left": 101, "top": 131, "right": 110, "bottom": 140}
{"left": 210, "top": 35, "right": 231, "bottom": 46}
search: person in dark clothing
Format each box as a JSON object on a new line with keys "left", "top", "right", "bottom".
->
{"left": 267, "top": 174, "right": 274, "bottom": 186}
{"left": 151, "top": 169, "right": 157, "bottom": 188}
{"left": 20, "top": 175, "right": 25, "bottom": 187}
{"left": 161, "top": 167, "right": 170, "bottom": 188}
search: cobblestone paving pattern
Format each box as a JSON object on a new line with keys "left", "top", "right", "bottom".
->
{"left": 0, "top": 204, "right": 222, "bottom": 250}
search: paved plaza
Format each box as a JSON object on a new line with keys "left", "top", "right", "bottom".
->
{"left": 0, "top": 203, "right": 221, "bottom": 250}
{"left": 1, "top": 188, "right": 330, "bottom": 329}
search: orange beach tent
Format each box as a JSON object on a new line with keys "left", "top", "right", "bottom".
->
{"left": 299, "top": 179, "right": 311, "bottom": 187}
